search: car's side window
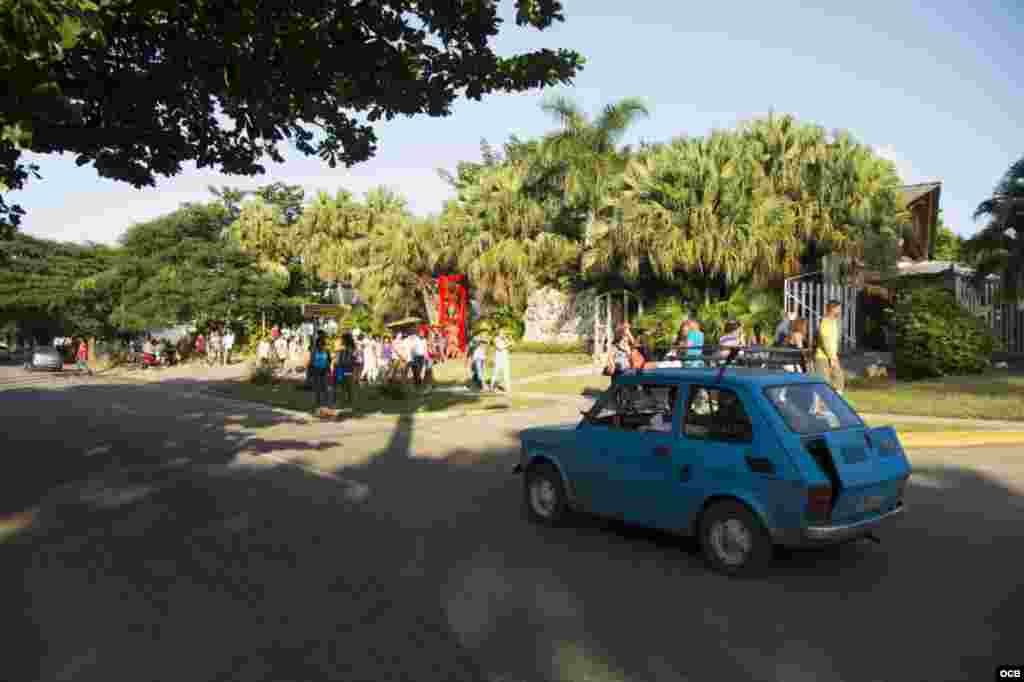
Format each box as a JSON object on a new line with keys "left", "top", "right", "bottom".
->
{"left": 586, "top": 384, "right": 677, "bottom": 432}
{"left": 683, "top": 386, "right": 753, "bottom": 442}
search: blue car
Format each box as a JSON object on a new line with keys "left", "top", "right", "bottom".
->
{"left": 514, "top": 366, "right": 911, "bottom": 576}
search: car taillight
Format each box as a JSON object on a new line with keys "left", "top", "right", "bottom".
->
{"left": 806, "top": 485, "right": 833, "bottom": 518}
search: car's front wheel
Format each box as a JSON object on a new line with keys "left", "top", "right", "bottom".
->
{"left": 524, "top": 462, "right": 568, "bottom": 526}
{"left": 700, "top": 500, "right": 773, "bottom": 577}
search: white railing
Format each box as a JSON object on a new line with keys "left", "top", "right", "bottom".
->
{"left": 783, "top": 273, "right": 859, "bottom": 351}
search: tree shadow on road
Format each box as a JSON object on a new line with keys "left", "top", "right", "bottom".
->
{"left": 2, "top": 379, "right": 1023, "bottom": 682}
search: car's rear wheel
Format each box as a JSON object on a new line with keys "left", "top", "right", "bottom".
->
{"left": 700, "top": 500, "right": 773, "bottom": 577}
{"left": 524, "top": 462, "right": 568, "bottom": 526}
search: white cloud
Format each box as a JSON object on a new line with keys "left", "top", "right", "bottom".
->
{"left": 19, "top": 154, "right": 458, "bottom": 245}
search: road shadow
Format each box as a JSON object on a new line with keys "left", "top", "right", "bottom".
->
{"left": 2, "top": 379, "right": 1022, "bottom": 682}
{"left": 331, "top": 431, "right": 1024, "bottom": 682}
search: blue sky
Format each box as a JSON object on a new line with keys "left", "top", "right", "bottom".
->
{"left": 11, "top": 0, "right": 1023, "bottom": 245}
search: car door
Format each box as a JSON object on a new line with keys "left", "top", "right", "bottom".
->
{"left": 572, "top": 384, "right": 634, "bottom": 516}
{"left": 598, "top": 382, "right": 706, "bottom": 529}
{"left": 575, "top": 382, "right": 679, "bottom": 519}
{"left": 675, "top": 384, "right": 769, "bottom": 531}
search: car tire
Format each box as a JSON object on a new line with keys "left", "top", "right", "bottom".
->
{"left": 699, "top": 500, "right": 773, "bottom": 577}
{"left": 524, "top": 462, "right": 569, "bottom": 526}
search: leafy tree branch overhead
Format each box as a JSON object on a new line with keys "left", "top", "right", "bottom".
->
{"left": 0, "top": 0, "right": 584, "bottom": 232}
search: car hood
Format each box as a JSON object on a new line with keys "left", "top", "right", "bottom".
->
{"left": 521, "top": 424, "right": 578, "bottom": 443}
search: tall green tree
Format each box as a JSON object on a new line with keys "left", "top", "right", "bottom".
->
{"left": 0, "top": 233, "right": 119, "bottom": 337}
{"left": 932, "top": 210, "right": 964, "bottom": 262}
{"left": 81, "top": 202, "right": 288, "bottom": 331}
{"left": 1, "top": 0, "right": 583, "bottom": 233}
{"left": 528, "top": 95, "right": 650, "bottom": 242}
{"left": 963, "top": 156, "right": 1024, "bottom": 300}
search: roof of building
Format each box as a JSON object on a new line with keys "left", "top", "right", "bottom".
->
{"left": 899, "top": 182, "right": 942, "bottom": 206}
{"left": 894, "top": 259, "right": 999, "bottom": 280}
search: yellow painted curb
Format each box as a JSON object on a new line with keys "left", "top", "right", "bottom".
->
{"left": 899, "top": 431, "right": 1024, "bottom": 448}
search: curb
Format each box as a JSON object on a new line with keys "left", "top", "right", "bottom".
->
{"left": 899, "top": 431, "right": 1024, "bottom": 449}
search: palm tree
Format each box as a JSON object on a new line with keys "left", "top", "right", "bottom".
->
{"left": 448, "top": 161, "right": 577, "bottom": 310}
{"left": 529, "top": 94, "right": 650, "bottom": 243}
{"left": 964, "top": 156, "right": 1024, "bottom": 300}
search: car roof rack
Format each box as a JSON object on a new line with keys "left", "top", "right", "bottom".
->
{"left": 652, "top": 344, "right": 807, "bottom": 377}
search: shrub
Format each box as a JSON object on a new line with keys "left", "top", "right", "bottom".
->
{"left": 891, "top": 287, "right": 995, "bottom": 379}
{"left": 510, "top": 341, "right": 587, "bottom": 354}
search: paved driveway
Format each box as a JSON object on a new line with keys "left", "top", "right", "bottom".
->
{"left": 1, "top": 365, "right": 1021, "bottom": 682}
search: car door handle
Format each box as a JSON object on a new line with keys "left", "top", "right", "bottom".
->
{"left": 653, "top": 446, "right": 671, "bottom": 457}
{"left": 745, "top": 456, "right": 776, "bottom": 476}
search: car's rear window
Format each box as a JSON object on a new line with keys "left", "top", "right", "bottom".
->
{"left": 764, "top": 383, "right": 863, "bottom": 435}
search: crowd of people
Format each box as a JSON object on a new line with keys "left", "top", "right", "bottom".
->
{"left": 301, "top": 324, "right": 514, "bottom": 415}
{"left": 600, "top": 300, "right": 846, "bottom": 395}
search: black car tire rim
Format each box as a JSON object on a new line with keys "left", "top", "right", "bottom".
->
{"left": 529, "top": 476, "right": 558, "bottom": 518}
{"left": 709, "top": 517, "right": 753, "bottom": 567}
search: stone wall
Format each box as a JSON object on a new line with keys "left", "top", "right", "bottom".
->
{"left": 523, "top": 287, "right": 596, "bottom": 344}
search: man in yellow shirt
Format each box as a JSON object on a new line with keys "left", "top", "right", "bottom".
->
{"left": 814, "top": 301, "right": 845, "bottom": 394}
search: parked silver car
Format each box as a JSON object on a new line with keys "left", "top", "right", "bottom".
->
{"left": 25, "top": 346, "right": 64, "bottom": 371}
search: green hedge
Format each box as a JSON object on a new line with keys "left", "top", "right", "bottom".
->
{"left": 510, "top": 340, "right": 588, "bottom": 354}
{"left": 892, "top": 287, "right": 995, "bottom": 379}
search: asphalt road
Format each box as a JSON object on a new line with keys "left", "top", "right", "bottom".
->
{"left": 1, "top": 361, "right": 1022, "bottom": 682}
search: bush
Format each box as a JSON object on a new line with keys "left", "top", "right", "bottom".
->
{"left": 510, "top": 341, "right": 587, "bottom": 354}
{"left": 891, "top": 287, "right": 995, "bottom": 379}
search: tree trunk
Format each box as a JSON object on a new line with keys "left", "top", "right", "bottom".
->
{"left": 420, "top": 287, "right": 440, "bottom": 326}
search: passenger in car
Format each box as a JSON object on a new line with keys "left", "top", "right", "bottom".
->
{"left": 644, "top": 387, "right": 677, "bottom": 432}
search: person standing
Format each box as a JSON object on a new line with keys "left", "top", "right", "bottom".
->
{"left": 681, "top": 320, "right": 703, "bottom": 368}
{"left": 783, "top": 318, "right": 809, "bottom": 373}
{"left": 410, "top": 329, "right": 428, "bottom": 385}
{"left": 814, "top": 301, "right": 845, "bottom": 394}
{"left": 308, "top": 337, "right": 332, "bottom": 416}
{"left": 208, "top": 328, "right": 221, "bottom": 367}
{"left": 488, "top": 331, "right": 512, "bottom": 392}
{"left": 468, "top": 338, "right": 487, "bottom": 389}
{"left": 222, "top": 327, "right": 235, "bottom": 365}
{"left": 332, "top": 335, "right": 356, "bottom": 408}
{"left": 775, "top": 309, "right": 797, "bottom": 346}
{"left": 75, "top": 338, "right": 93, "bottom": 376}
{"left": 194, "top": 332, "right": 206, "bottom": 363}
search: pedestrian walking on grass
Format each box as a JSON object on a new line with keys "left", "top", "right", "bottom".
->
{"left": 309, "top": 337, "right": 332, "bottom": 415}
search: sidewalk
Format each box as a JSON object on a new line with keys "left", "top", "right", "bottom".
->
{"left": 98, "top": 359, "right": 1024, "bottom": 449}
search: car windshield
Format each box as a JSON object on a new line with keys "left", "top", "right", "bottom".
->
{"left": 764, "top": 383, "right": 863, "bottom": 435}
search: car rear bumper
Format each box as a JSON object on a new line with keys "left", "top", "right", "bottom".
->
{"left": 802, "top": 503, "right": 905, "bottom": 544}
{"left": 773, "top": 503, "right": 906, "bottom": 547}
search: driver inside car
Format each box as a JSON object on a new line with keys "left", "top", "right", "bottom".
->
{"left": 643, "top": 387, "right": 677, "bottom": 432}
